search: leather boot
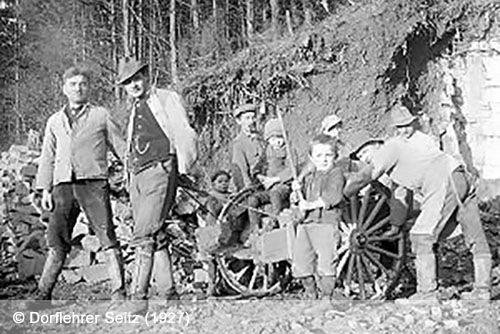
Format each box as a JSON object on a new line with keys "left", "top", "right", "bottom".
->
{"left": 21, "top": 248, "right": 66, "bottom": 310}
{"left": 462, "top": 255, "right": 491, "bottom": 301}
{"left": 153, "top": 248, "right": 179, "bottom": 304}
{"left": 105, "top": 247, "right": 126, "bottom": 301}
{"left": 113, "top": 246, "right": 154, "bottom": 315}
{"left": 301, "top": 276, "right": 318, "bottom": 300}
{"left": 318, "top": 276, "right": 335, "bottom": 300}
{"left": 408, "top": 253, "right": 438, "bottom": 302}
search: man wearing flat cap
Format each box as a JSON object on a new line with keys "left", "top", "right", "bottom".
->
{"left": 114, "top": 57, "right": 197, "bottom": 314}
{"left": 230, "top": 103, "right": 265, "bottom": 191}
{"left": 344, "top": 105, "right": 491, "bottom": 301}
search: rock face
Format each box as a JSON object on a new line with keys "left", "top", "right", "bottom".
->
{"left": 437, "top": 29, "right": 500, "bottom": 199}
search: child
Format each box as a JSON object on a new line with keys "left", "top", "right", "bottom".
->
{"left": 241, "top": 118, "right": 296, "bottom": 245}
{"left": 230, "top": 103, "right": 265, "bottom": 191}
{"left": 205, "top": 170, "right": 231, "bottom": 226}
{"left": 292, "top": 134, "right": 345, "bottom": 299}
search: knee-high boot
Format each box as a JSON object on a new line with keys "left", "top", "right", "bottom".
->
{"left": 462, "top": 254, "right": 491, "bottom": 301}
{"left": 114, "top": 245, "right": 154, "bottom": 315}
{"left": 21, "top": 248, "right": 67, "bottom": 310}
{"left": 104, "top": 247, "right": 126, "bottom": 300}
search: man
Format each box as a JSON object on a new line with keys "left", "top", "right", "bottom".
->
{"left": 344, "top": 105, "right": 492, "bottom": 301}
{"left": 230, "top": 103, "right": 265, "bottom": 191}
{"left": 31, "top": 66, "right": 127, "bottom": 307}
{"left": 115, "top": 57, "right": 197, "bottom": 315}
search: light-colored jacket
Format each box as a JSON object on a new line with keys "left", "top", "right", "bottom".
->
{"left": 36, "top": 104, "right": 126, "bottom": 191}
{"left": 126, "top": 87, "right": 198, "bottom": 174}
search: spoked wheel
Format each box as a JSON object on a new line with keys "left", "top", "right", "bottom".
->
{"left": 215, "top": 256, "right": 290, "bottom": 296}
{"left": 337, "top": 181, "right": 407, "bottom": 300}
{"left": 214, "top": 187, "right": 292, "bottom": 296}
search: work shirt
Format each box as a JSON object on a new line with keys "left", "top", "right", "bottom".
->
{"left": 302, "top": 166, "right": 345, "bottom": 224}
{"left": 371, "top": 131, "right": 459, "bottom": 192}
{"left": 370, "top": 130, "right": 461, "bottom": 236}
{"left": 37, "top": 104, "right": 126, "bottom": 190}
{"left": 231, "top": 132, "right": 265, "bottom": 188}
{"left": 130, "top": 96, "right": 172, "bottom": 174}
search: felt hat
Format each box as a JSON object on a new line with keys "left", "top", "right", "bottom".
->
{"left": 321, "top": 114, "right": 342, "bottom": 132}
{"left": 349, "top": 138, "right": 384, "bottom": 160}
{"left": 264, "top": 118, "right": 283, "bottom": 140}
{"left": 116, "top": 57, "right": 148, "bottom": 85}
{"left": 233, "top": 103, "right": 258, "bottom": 118}
{"left": 390, "top": 105, "right": 417, "bottom": 127}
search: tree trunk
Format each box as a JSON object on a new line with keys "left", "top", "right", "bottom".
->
{"left": 111, "top": 0, "right": 120, "bottom": 104}
{"left": 246, "top": 0, "right": 254, "bottom": 42}
{"left": 301, "top": 0, "right": 312, "bottom": 27}
{"left": 191, "top": 0, "right": 199, "bottom": 31}
{"left": 270, "top": 0, "right": 279, "bottom": 40}
{"left": 123, "top": 0, "right": 130, "bottom": 57}
{"left": 170, "top": 0, "right": 178, "bottom": 87}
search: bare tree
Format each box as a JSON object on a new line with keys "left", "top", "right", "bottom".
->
{"left": 170, "top": 0, "right": 178, "bottom": 87}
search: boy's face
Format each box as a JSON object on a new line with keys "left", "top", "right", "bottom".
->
{"left": 310, "top": 143, "right": 336, "bottom": 171}
{"left": 213, "top": 174, "right": 230, "bottom": 193}
{"left": 237, "top": 112, "right": 257, "bottom": 134}
{"left": 268, "top": 135, "right": 285, "bottom": 149}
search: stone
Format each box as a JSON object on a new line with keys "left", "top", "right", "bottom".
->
{"left": 81, "top": 235, "right": 101, "bottom": 252}
{"left": 65, "top": 248, "right": 92, "bottom": 268}
{"left": 443, "top": 320, "right": 459, "bottom": 329}
{"left": 77, "top": 264, "right": 110, "bottom": 284}
{"left": 60, "top": 269, "right": 83, "bottom": 284}
{"left": 404, "top": 314, "right": 414, "bottom": 325}
{"left": 17, "top": 248, "right": 46, "bottom": 280}
{"left": 430, "top": 306, "right": 443, "bottom": 322}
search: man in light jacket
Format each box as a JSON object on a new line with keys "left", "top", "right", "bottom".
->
{"left": 114, "top": 57, "right": 197, "bottom": 315}
{"left": 28, "top": 65, "right": 127, "bottom": 308}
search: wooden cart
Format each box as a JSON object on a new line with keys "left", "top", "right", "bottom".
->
{"left": 211, "top": 181, "right": 408, "bottom": 300}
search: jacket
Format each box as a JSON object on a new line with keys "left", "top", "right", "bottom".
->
{"left": 126, "top": 87, "right": 198, "bottom": 174}
{"left": 36, "top": 104, "right": 126, "bottom": 190}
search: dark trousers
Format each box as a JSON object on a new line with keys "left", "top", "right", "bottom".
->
{"left": 47, "top": 179, "right": 118, "bottom": 254}
{"left": 242, "top": 183, "right": 291, "bottom": 242}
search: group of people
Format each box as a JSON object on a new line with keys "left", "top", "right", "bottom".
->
{"left": 27, "top": 58, "right": 196, "bottom": 315}
{"left": 26, "top": 56, "right": 492, "bottom": 315}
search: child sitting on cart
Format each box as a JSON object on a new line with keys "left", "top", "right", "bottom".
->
{"left": 241, "top": 118, "right": 298, "bottom": 246}
{"left": 291, "top": 134, "right": 345, "bottom": 299}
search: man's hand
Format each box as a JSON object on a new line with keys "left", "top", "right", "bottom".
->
{"left": 41, "top": 189, "right": 54, "bottom": 211}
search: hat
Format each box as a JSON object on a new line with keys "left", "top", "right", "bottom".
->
{"left": 233, "top": 103, "right": 258, "bottom": 118}
{"left": 349, "top": 139, "right": 384, "bottom": 160}
{"left": 116, "top": 57, "right": 148, "bottom": 85}
{"left": 264, "top": 118, "right": 283, "bottom": 140}
{"left": 390, "top": 106, "right": 417, "bottom": 127}
{"left": 321, "top": 114, "right": 342, "bottom": 132}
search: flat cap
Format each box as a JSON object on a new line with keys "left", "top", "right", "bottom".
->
{"left": 233, "top": 103, "right": 258, "bottom": 118}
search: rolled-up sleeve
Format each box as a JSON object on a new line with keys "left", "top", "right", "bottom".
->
{"left": 36, "top": 118, "right": 56, "bottom": 191}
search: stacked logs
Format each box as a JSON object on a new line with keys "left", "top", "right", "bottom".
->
{"left": 0, "top": 144, "right": 209, "bottom": 296}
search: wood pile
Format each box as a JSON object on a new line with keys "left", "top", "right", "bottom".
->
{"left": 0, "top": 144, "right": 210, "bottom": 296}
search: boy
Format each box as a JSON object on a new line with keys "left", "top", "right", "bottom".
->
{"left": 231, "top": 103, "right": 265, "bottom": 191}
{"left": 205, "top": 170, "right": 231, "bottom": 227}
{"left": 204, "top": 170, "right": 242, "bottom": 247}
{"left": 242, "top": 118, "right": 296, "bottom": 244}
{"left": 292, "top": 134, "right": 345, "bottom": 299}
